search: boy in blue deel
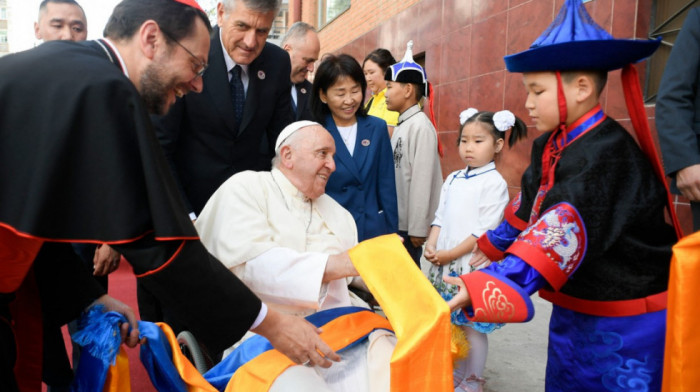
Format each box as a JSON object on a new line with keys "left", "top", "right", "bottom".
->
{"left": 444, "top": 0, "right": 680, "bottom": 391}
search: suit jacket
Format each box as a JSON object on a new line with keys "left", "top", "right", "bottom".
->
{"left": 155, "top": 26, "right": 294, "bottom": 214}
{"left": 324, "top": 114, "right": 398, "bottom": 241}
{"left": 656, "top": 7, "right": 700, "bottom": 191}
{"left": 294, "top": 80, "right": 314, "bottom": 121}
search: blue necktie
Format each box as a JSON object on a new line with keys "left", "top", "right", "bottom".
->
{"left": 230, "top": 65, "right": 245, "bottom": 131}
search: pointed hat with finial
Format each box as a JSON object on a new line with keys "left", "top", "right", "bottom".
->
{"left": 385, "top": 41, "right": 429, "bottom": 96}
{"left": 504, "top": 0, "right": 660, "bottom": 72}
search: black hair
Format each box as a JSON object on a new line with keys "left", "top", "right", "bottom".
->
{"left": 561, "top": 69, "right": 608, "bottom": 97}
{"left": 39, "top": 0, "right": 85, "bottom": 17}
{"left": 459, "top": 111, "right": 528, "bottom": 148}
{"left": 363, "top": 48, "right": 396, "bottom": 73}
{"left": 103, "top": 0, "right": 212, "bottom": 42}
{"left": 311, "top": 54, "right": 368, "bottom": 122}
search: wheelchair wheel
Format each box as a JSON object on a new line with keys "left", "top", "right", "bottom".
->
{"left": 177, "top": 330, "right": 210, "bottom": 374}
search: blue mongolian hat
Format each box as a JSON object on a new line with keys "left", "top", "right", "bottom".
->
{"left": 504, "top": 0, "right": 660, "bottom": 72}
{"left": 384, "top": 41, "right": 429, "bottom": 97}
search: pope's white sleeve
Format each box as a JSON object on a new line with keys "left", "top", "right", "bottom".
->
{"left": 243, "top": 247, "right": 330, "bottom": 310}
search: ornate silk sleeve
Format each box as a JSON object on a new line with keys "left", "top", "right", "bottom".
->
{"left": 507, "top": 202, "right": 587, "bottom": 291}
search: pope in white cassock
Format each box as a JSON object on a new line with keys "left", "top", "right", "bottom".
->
{"left": 196, "top": 121, "right": 395, "bottom": 392}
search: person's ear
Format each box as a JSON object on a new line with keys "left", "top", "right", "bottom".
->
{"left": 494, "top": 137, "right": 505, "bottom": 153}
{"left": 34, "top": 22, "right": 42, "bottom": 40}
{"left": 280, "top": 145, "right": 294, "bottom": 168}
{"left": 575, "top": 74, "right": 595, "bottom": 103}
{"left": 216, "top": 2, "right": 226, "bottom": 27}
{"left": 319, "top": 90, "right": 328, "bottom": 104}
{"left": 282, "top": 43, "right": 292, "bottom": 53}
{"left": 139, "top": 20, "right": 161, "bottom": 60}
{"left": 405, "top": 83, "right": 417, "bottom": 100}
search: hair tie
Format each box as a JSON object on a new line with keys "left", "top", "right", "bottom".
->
{"left": 459, "top": 108, "right": 478, "bottom": 125}
{"left": 493, "top": 110, "right": 515, "bottom": 132}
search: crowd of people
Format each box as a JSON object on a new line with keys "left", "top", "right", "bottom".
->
{"left": 0, "top": 0, "right": 695, "bottom": 391}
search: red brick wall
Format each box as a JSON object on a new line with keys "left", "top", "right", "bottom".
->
{"left": 288, "top": 0, "right": 692, "bottom": 234}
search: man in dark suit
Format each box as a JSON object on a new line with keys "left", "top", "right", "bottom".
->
{"left": 281, "top": 22, "right": 320, "bottom": 122}
{"left": 155, "top": 0, "right": 294, "bottom": 218}
{"left": 657, "top": 7, "right": 700, "bottom": 231}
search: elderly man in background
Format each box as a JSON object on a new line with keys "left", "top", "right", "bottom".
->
{"left": 281, "top": 22, "right": 320, "bottom": 121}
{"left": 196, "top": 121, "right": 394, "bottom": 391}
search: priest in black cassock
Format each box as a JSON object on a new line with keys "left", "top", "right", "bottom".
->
{"left": 0, "top": 0, "right": 338, "bottom": 390}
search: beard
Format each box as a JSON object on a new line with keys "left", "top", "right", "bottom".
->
{"left": 139, "top": 63, "right": 174, "bottom": 115}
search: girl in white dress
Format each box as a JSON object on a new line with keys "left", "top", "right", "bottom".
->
{"left": 423, "top": 108, "right": 527, "bottom": 392}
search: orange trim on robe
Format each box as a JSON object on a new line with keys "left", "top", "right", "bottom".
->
{"left": 662, "top": 231, "right": 700, "bottom": 391}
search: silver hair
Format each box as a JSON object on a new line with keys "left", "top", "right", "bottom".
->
{"left": 222, "top": 0, "right": 281, "bottom": 14}
{"left": 281, "top": 22, "right": 317, "bottom": 46}
{"left": 271, "top": 128, "right": 307, "bottom": 168}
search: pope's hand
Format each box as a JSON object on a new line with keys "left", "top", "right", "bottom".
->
{"left": 443, "top": 275, "right": 470, "bottom": 312}
{"left": 251, "top": 308, "right": 340, "bottom": 368}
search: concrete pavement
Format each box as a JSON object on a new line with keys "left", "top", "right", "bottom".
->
{"left": 482, "top": 294, "right": 551, "bottom": 391}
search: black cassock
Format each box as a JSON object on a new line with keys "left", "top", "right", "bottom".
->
{"left": 0, "top": 40, "right": 260, "bottom": 388}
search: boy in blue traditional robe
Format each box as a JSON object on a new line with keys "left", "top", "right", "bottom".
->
{"left": 444, "top": 1, "right": 679, "bottom": 391}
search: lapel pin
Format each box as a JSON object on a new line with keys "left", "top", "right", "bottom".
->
{"left": 258, "top": 70, "right": 266, "bottom": 80}
{"left": 300, "top": 88, "right": 307, "bottom": 94}
{"left": 361, "top": 139, "right": 370, "bottom": 147}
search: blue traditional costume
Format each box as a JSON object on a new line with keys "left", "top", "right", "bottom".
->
{"left": 456, "top": 1, "right": 680, "bottom": 391}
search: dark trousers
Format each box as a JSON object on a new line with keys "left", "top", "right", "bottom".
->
{"left": 692, "top": 201, "right": 700, "bottom": 232}
{"left": 399, "top": 231, "right": 423, "bottom": 268}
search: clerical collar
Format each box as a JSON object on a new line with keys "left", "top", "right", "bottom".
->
{"left": 397, "top": 104, "right": 421, "bottom": 126}
{"left": 97, "top": 38, "right": 129, "bottom": 78}
{"left": 219, "top": 29, "right": 249, "bottom": 77}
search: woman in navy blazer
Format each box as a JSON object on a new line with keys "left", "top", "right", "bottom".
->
{"left": 311, "top": 54, "right": 398, "bottom": 241}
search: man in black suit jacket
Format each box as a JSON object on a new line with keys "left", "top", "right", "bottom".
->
{"left": 657, "top": 7, "right": 700, "bottom": 231}
{"left": 155, "top": 0, "right": 294, "bottom": 217}
{"left": 281, "top": 22, "right": 320, "bottom": 122}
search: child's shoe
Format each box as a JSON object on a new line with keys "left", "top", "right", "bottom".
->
{"left": 455, "top": 374, "right": 485, "bottom": 392}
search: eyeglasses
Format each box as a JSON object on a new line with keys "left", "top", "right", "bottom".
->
{"left": 162, "top": 29, "right": 208, "bottom": 78}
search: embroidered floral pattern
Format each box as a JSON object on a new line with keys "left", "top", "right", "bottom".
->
{"left": 520, "top": 203, "right": 586, "bottom": 276}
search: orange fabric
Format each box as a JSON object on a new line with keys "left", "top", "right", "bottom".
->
{"left": 225, "top": 311, "right": 392, "bottom": 391}
{"left": 662, "top": 231, "right": 700, "bottom": 391}
{"left": 104, "top": 347, "right": 131, "bottom": 392}
{"left": 349, "top": 235, "right": 452, "bottom": 392}
{"left": 156, "top": 322, "right": 218, "bottom": 392}
{"left": 0, "top": 224, "right": 43, "bottom": 293}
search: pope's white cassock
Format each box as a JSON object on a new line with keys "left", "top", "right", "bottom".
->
{"left": 196, "top": 168, "right": 361, "bottom": 316}
{"left": 195, "top": 168, "right": 394, "bottom": 392}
